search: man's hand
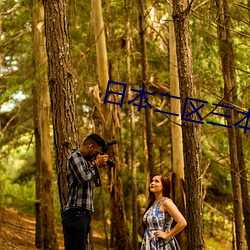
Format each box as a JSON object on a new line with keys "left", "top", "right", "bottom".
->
{"left": 94, "top": 154, "right": 108, "bottom": 167}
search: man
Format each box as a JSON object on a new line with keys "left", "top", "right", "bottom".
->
{"left": 62, "top": 134, "right": 108, "bottom": 250}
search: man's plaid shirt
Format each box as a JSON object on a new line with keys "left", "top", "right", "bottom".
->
{"left": 64, "top": 149, "right": 97, "bottom": 212}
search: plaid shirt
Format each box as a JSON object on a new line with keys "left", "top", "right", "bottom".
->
{"left": 64, "top": 149, "right": 96, "bottom": 212}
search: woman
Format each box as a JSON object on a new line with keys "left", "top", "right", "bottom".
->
{"left": 141, "top": 173, "right": 187, "bottom": 250}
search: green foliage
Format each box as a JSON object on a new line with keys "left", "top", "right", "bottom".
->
{"left": 1, "top": 0, "right": 250, "bottom": 248}
{"left": 13, "top": 163, "right": 36, "bottom": 184}
{"left": 204, "top": 206, "right": 233, "bottom": 249}
{"left": 0, "top": 138, "right": 35, "bottom": 215}
{"left": 2, "top": 180, "right": 36, "bottom": 216}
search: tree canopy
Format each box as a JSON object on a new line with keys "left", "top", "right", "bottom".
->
{"left": 0, "top": 0, "right": 249, "bottom": 249}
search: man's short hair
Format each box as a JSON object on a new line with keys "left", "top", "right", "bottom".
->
{"left": 83, "top": 134, "right": 105, "bottom": 148}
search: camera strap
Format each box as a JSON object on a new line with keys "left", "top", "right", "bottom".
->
{"left": 91, "top": 161, "right": 101, "bottom": 187}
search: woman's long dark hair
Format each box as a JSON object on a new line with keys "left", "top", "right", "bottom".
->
{"left": 142, "top": 173, "right": 171, "bottom": 233}
{"left": 145, "top": 173, "right": 171, "bottom": 212}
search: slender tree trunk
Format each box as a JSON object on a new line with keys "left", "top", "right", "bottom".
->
{"left": 33, "top": 1, "right": 43, "bottom": 247}
{"left": 137, "top": 0, "right": 155, "bottom": 179}
{"left": 43, "top": 0, "right": 78, "bottom": 211}
{"left": 236, "top": 130, "right": 250, "bottom": 248}
{"left": 125, "top": 0, "right": 138, "bottom": 248}
{"left": 92, "top": 0, "right": 108, "bottom": 96}
{"left": 143, "top": 119, "right": 150, "bottom": 199}
{"left": 0, "top": 0, "right": 3, "bottom": 229}
{"left": 92, "top": 1, "right": 129, "bottom": 249}
{"left": 100, "top": 185, "right": 109, "bottom": 250}
{"left": 172, "top": 1, "right": 204, "bottom": 249}
{"left": 232, "top": 218, "right": 236, "bottom": 249}
{"left": 32, "top": 1, "right": 58, "bottom": 249}
{"left": 168, "top": 3, "right": 186, "bottom": 250}
{"left": 130, "top": 95, "right": 138, "bottom": 250}
{"left": 216, "top": 0, "right": 246, "bottom": 249}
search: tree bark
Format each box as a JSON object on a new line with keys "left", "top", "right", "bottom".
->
{"left": 172, "top": 1, "right": 204, "bottom": 249}
{"left": 100, "top": 184, "right": 109, "bottom": 250}
{"left": 137, "top": 0, "right": 155, "bottom": 177}
{"left": 216, "top": 0, "right": 246, "bottom": 248}
{"left": 92, "top": 0, "right": 129, "bottom": 249}
{"left": 236, "top": 130, "right": 250, "bottom": 248}
{"left": 43, "top": 0, "right": 78, "bottom": 211}
{"left": 125, "top": 0, "right": 138, "bottom": 248}
{"left": 168, "top": 3, "right": 186, "bottom": 250}
{"left": 32, "top": 1, "right": 58, "bottom": 249}
{"left": 0, "top": 0, "right": 3, "bottom": 230}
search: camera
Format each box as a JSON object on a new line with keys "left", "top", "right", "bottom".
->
{"left": 93, "top": 139, "right": 117, "bottom": 187}
{"left": 101, "top": 139, "right": 117, "bottom": 168}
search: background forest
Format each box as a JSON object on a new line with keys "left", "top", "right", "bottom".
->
{"left": 0, "top": 0, "right": 250, "bottom": 249}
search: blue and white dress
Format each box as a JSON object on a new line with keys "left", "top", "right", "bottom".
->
{"left": 141, "top": 198, "right": 180, "bottom": 250}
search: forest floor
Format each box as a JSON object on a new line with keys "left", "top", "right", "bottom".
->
{"left": 0, "top": 207, "right": 108, "bottom": 250}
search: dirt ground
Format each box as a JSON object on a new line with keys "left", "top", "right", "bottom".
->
{"left": 0, "top": 207, "right": 108, "bottom": 250}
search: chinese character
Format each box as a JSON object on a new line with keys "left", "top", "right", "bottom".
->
{"left": 234, "top": 108, "right": 250, "bottom": 134}
{"left": 104, "top": 80, "right": 127, "bottom": 107}
{"left": 128, "top": 86, "right": 155, "bottom": 112}
{"left": 154, "top": 94, "right": 180, "bottom": 116}
{"left": 182, "top": 97, "right": 208, "bottom": 124}
{"left": 207, "top": 103, "right": 233, "bottom": 128}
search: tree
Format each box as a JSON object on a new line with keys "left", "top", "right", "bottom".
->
{"left": 168, "top": 3, "right": 186, "bottom": 249}
{"left": 91, "top": 0, "right": 130, "bottom": 249}
{"left": 216, "top": 0, "right": 246, "bottom": 248}
{"left": 125, "top": 0, "right": 138, "bottom": 248}
{"left": 172, "top": 0, "right": 204, "bottom": 249}
{"left": 43, "top": 0, "right": 78, "bottom": 211}
{"left": 137, "top": 0, "right": 155, "bottom": 180}
{"left": 236, "top": 129, "right": 250, "bottom": 249}
{"left": 32, "top": 0, "right": 58, "bottom": 249}
{"left": 1, "top": 0, "right": 250, "bottom": 249}
{"left": 0, "top": 0, "right": 2, "bottom": 221}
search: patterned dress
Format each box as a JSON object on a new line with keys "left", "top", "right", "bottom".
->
{"left": 141, "top": 198, "right": 180, "bottom": 250}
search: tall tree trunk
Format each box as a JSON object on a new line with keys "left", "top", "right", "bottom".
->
{"left": 0, "top": 0, "right": 2, "bottom": 226}
{"left": 236, "top": 130, "right": 250, "bottom": 248}
{"left": 32, "top": 1, "right": 43, "bottom": 247}
{"left": 216, "top": 0, "right": 246, "bottom": 249}
{"left": 32, "top": 1, "right": 58, "bottom": 249}
{"left": 172, "top": 1, "right": 204, "bottom": 249}
{"left": 137, "top": 0, "right": 155, "bottom": 177}
{"left": 168, "top": 3, "right": 186, "bottom": 250}
{"left": 92, "top": 0, "right": 129, "bottom": 249}
{"left": 232, "top": 218, "right": 236, "bottom": 250}
{"left": 100, "top": 185, "right": 109, "bottom": 250}
{"left": 43, "top": 0, "right": 78, "bottom": 211}
{"left": 125, "top": 0, "right": 138, "bottom": 248}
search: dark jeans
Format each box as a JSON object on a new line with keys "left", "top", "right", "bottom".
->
{"left": 62, "top": 208, "right": 91, "bottom": 250}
